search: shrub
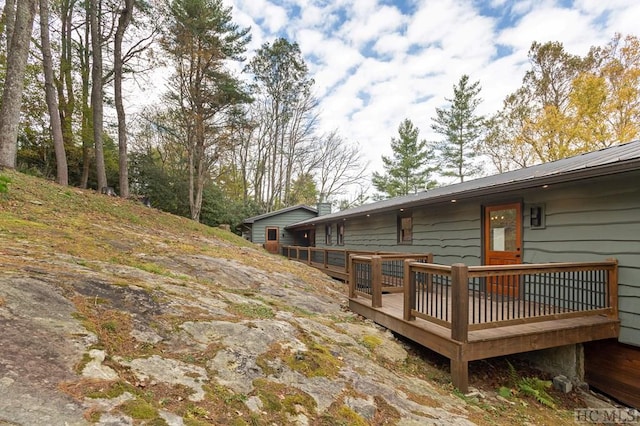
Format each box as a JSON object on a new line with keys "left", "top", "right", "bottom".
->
{"left": 0, "top": 175, "right": 11, "bottom": 194}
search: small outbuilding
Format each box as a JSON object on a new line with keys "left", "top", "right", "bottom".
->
{"left": 241, "top": 203, "right": 331, "bottom": 253}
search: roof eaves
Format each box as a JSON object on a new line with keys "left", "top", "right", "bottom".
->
{"left": 243, "top": 205, "right": 317, "bottom": 224}
{"left": 290, "top": 155, "right": 640, "bottom": 226}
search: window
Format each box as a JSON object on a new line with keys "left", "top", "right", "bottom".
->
{"left": 337, "top": 222, "right": 345, "bottom": 245}
{"left": 325, "top": 224, "right": 332, "bottom": 245}
{"left": 266, "top": 228, "right": 278, "bottom": 241}
{"left": 398, "top": 215, "right": 412, "bottom": 244}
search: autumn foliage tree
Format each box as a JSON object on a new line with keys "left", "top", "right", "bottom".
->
{"left": 484, "top": 34, "right": 640, "bottom": 169}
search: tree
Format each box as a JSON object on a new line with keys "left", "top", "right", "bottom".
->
{"left": 114, "top": 0, "right": 134, "bottom": 197}
{"left": 483, "top": 112, "right": 535, "bottom": 172}
{"left": 588, "top": 34, "right": 640, "bottom": 146}
{"left": 310, "top": 130, "right": 368, "bottom": 202}
{"left": 0, "top": 0, "right": 37, "bottom": 168}
{"left": 483, "top": 35, "right": 640, "bottom": 171}
{"left": 372, "top": 118, "right": 438, "bottom": 199}
{"left": 39, "top": 0, "right": 68, "bottom": 185}
{"left": 89, "top": 0, "right": 107, "bottom": 190}
{"left": 246, "top": 37, "right": 317, "bottom": 211}
{"left": 162, "top": 0, "right": 251, "bottom": 221}
{"left": 288, "top": 172, "right": 317, "bottom": 206}
{"left": 483, "top": 41, "right": 594, "bottom": 167}
{"left": 431, "top": 75, "right": 484, "bottom": 182}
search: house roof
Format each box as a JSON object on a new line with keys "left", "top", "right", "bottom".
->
{"left": 242, "top": 204, "right": 317, "bottom": 224}
{"left": 288, "top": 140, "right": 640, "bottom": 228}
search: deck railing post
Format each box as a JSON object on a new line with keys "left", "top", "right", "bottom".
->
{"left": 348, "top": 254, "right": 356, "bottom": 298}
{"left": 451, "top": 263, "right": 469, "bottom": 343}
{"left": 403, "top": 259, "right": 415, "bottom": 321}
{"left": 324, "top": 249, "right": 328, "bottom": 269}
{"left": 372, "top": 256, "right": 382, "bottom": 308}
{"left": 344, "top": 250, "right": 349, "bottom": 276}
{"left": 606, "top": 258, "right": 619, "bottom": 318}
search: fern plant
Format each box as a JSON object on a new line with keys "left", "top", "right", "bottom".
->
{"left": 501, "top": 360, "right": 556, "bottom": 408}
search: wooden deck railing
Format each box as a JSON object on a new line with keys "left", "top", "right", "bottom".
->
{"left": 281, "top": 245, "right": 412, "bottom": 280}
{"left": 348, "top": 253, "right": 433, "bottom": 307}
{"left": 401, "top": 260, "right": 619, "bottom": 343}
{"left": 283, "top": 246, "right": 618, "bottom": 346}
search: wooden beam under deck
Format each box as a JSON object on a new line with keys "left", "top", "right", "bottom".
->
{"left": 349, "top": 293, "right": 619, "bottom": 392}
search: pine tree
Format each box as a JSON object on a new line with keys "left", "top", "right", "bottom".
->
{"left": 431, "top": 75, "right": 485, "bottom": 182}
{"left": 372, "top": 118, "right": 438, "bottom": 199}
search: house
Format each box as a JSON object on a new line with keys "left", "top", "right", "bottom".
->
{"left": 241, "top": 203, "right": 331, "bottom": 253}
{"left": 282, "top": 140, "right": 640, "bottom": 408}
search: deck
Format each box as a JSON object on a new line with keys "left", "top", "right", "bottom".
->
{"left": 283, "top": 246, "right": 620, "bottom": 392}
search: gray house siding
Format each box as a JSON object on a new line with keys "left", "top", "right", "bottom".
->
{"left": 314, "top": 170, "right": 640, "bottom": 346}
{"left": 251, "top": 209, "right": 317, "bottom": 246}
{"left": 520, "top": 171, "right": 640, "bottom": 346}
{"left": 316, "top": 203, "right": 482, "bottom": 264}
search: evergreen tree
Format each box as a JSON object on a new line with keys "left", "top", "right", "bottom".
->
{"left": 372, "top": 118, "right": 438, "bottom": 199}
{"left": 431, "top": 75, "right": 485, "bottom": 182}
{"left": 161, "top": 0, "right": 251, "bottom": 222}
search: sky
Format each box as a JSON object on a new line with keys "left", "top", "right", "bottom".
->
{"left": 218, "top": 0, "right": 640, "bottom": 188}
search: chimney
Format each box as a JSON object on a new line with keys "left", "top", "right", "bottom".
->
{"left": 316, "top": 202, "right": 332, "bottom": 216}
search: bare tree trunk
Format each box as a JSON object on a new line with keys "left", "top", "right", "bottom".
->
{"left": 2, "top": 0, "right": 16, "bottom": 51}
{"left": 0, "top": 0, "right": 36, "bottom": 169}
{"left": 114, "top": 0, "right": 133, "bottom": 198}
{"left": 189, "top": 109, "right": 205, "bottom": 222}
{"left": 90, "top": 0, "right": 107, "bottom": 190}
{"left": 39, "top": 0, "right": 68, "bottom": 185}
{"left": 80, "top": 10, "right": 91, "bottom": 188}
{"left": 57, "top": 0, "right": 76, "bottom": 156}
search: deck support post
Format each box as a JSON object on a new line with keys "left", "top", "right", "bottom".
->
{"left": 403, "top": 259, "right": 415, "bottom": 321}
{"left": 451, "top": 263, "right": 469, "bottom": 343}
{"left": 451, "top": 352, "right": 469, "bottom": 393}
{"left": 307, "top": 247, "right": 311, "bottom": 265}
{"left": 372, "top": 256, "right": 382, "bottom": 308}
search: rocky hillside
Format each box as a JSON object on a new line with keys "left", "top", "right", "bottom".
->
{"left": 0, "top": 171, "right": 586, "bottom": 425}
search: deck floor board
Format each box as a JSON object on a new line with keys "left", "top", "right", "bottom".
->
{"left": 350, "top": 292, "right": 619, "bottom": 360}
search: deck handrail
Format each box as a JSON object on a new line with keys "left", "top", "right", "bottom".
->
{"left": 348, "top": 253, "right": 433, "bottom": 307}
{"left": 282, "top": 245, "right": 618, "bottom": 345}
{"left": 282, "top": 245, "right": 423, "bottom": 280}
{"left": 403, "top": 259, "right": 619, "bottom": 343}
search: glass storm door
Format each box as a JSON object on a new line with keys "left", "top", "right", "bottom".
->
{"left": 484, "top": 203, "right": 522, "bottom": 297}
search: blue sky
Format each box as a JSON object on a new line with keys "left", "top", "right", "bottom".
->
{"left": 222, "top": 0, "right": 639, "bottom": 185}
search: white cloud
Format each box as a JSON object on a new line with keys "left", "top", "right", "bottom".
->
{"left": 223, "top": 0, "right": 640, "bottom": 184}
